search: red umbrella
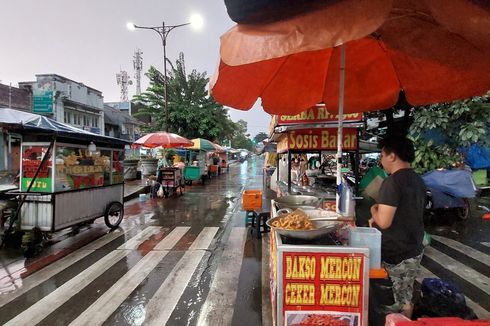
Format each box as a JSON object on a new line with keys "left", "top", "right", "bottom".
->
{"left": 212, "top": 143, "right": 226, "bottom": 153}
{"left": 132, "top": 132, "right": 193, "bottom": 149}
{"left": 211, "top": 0, "right": 490, "bottom": 115}
{"left": 211, "top": 0, "right": 490, "bottom": 212}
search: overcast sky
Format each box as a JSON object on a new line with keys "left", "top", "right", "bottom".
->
{"left": 0, "top": 0, "right": 271, "bottom": 137}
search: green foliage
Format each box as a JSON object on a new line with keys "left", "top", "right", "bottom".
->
{"left": 231, "top": 120, "right": 254, "bottom": 150}
{"left": 132, "top": 53, "right": 241, "bottom": 143}
{"left": 253, "top": 132, "right": 268, "bottom": 144}
{"left": 410, "top": 96, "right": 490, "bottom": 173}
{"left": 410, "top": 136, "right": 461, "bottom": 174}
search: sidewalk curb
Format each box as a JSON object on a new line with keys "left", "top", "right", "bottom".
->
{"left": 124, "top": 185, "right": 150, "bottom": 202}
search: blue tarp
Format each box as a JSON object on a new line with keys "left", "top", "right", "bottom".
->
{"left": 464, "top": 144, "right": 490, "bottom": 170}
{"left": 422, "top": 169, "right": 476, "bottom": 208}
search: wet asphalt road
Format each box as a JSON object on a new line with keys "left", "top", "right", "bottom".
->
{"left": 0, "top": 157, "right": 266, "bottom": 326}
{"left": 0, "top": 157, "right": 489, "bottom": 325}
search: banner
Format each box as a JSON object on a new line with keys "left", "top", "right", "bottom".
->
{"left": 278, "top": 106, "right": 362, "bottom": 125}
{"left": 282, "top": 252, "right": 365, "bottom": 326}
{"left": 281, "top": 128, "right": 357, "bottom": 152}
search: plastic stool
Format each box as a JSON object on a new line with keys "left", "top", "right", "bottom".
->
{"left": 245, "top": 211, "right": 255, "bottom": 226}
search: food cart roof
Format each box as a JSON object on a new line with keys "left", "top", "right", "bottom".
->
{"left": 0, "top": 108, "right": 130, "bottom": 146}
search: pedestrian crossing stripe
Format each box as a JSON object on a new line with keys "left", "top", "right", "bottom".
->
{"left": 1, "top": 226, "right": 489, "bottom": 325}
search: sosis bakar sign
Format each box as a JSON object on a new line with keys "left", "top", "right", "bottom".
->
{"left": 277, "top": 128, "right": 357, "bottom": 153}
{"left": 283, "top": 252, "right": 365, "bottom": 316}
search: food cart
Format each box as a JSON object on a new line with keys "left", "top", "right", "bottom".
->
{"left": 159, "top": 167, "right": 184, "bottom": 197}
{"left": 268, "top": 202, "right": 385, "bottom": 326}
{"left": 270, "top": 105, "right": 365, "bottom": 210}
{"left": 0, "top": 109, "right": 130, "bottom": 253}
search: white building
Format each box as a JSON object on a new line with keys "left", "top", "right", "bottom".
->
{"left": 19, "top": 74, "right": 104, "bottom": 134}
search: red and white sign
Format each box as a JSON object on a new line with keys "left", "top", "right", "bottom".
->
{"left": 282, "top": 252, "right": 366, "bottom": 326}
{"left": 277, "top": 128, "right": 358, "bottom": 153}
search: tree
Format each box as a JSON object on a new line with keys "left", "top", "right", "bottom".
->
{"left": 409, "top": 96, "right": 490, "bottom": 174}
{"left": 230, "top": 120, "right": 254, "bottom": 150}
{"left": 132, "top": 53, "right": 236, "bottom": 142}
{"left": 253, "top": 132, "right": 268, "bottom": 144}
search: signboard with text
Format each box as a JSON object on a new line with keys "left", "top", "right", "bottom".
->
{"left": 277, "top": 128, "right": 358, "bottom": 153}
{"left": 281, "top": 251, "right": 367, "bottom": 326}
{"left": 32, "top": 91, "right": 54, "bottom": 114}
{"left": 277, "top": 106, "right": 362, "bottom": 125}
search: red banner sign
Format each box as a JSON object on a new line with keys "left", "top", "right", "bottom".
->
{"left": 277, "top": 128, "right": 357, "bottom": 153}
{"left": 278, "top": 106, "right": 362, "bottom": 125}
{"left": 283, "top": 252, "right": 365, "bottom": 326}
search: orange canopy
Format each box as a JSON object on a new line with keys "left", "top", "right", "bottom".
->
{"left": 211, "top": 0, "right": 490, "bottom": 115}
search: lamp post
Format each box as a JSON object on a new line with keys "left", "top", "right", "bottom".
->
{"left": 127, "top": 16, "right": 203, "bottom": 132}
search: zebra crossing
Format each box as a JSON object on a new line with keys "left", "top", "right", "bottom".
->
{"left": 0, "top": 225, "right": 249, "bottom": 326}
{"left": 0, "top": 222, "right": 489, "bottom": 325}
{"left": 418, "top": 234, "right": 490, "bottom": 319}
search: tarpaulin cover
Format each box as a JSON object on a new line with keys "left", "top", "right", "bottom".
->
{"left": 0, "top": 108, "right": 129, "bottom": 146}
{"left": 464, "top": 144, "right": 490, "bottom": 170}
{"left": 422, "top": 169, "right": 476, "bottom": 208}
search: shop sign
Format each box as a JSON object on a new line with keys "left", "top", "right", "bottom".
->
{"left": 286, "top": 128, "right": 357, "bottom": 151}
{"left": 278, "top": 106, "right": 362, "bottom": 125}
{"left": 282, "top": 252, "right": 365, "bottom": 326}
{"left": 22, "top": 177, "right": 52, "bottom": 192}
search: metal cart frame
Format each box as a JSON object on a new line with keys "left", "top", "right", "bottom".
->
{"left": 159, "top": 167, "right": 184, "bottom": 197}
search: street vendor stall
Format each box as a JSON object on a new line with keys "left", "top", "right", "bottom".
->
{"left": 271, "top": 105, "right": 364, "bottom": 212}
{"left": 268, "top": 202, "right": 384, "bottom": 326}
{"left": 0, "top": 108, "right": 130, "bottom": 253}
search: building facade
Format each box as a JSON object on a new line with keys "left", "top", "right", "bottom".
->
{"left": 0, "top": 83, "right": 31, "bottom": 111}
{"left": 18, "top": 74, "right": 104, "bottom": 134}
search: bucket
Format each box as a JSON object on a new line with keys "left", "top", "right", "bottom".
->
{"left": 349, "top": 227, "right": 381, "bottom": 269}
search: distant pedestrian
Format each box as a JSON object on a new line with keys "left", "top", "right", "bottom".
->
{"left": 369, "top": 135, "right": 426, "bottom": 319}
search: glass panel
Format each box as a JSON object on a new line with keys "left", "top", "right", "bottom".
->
{"left": 112, "top": 150, "right": 124, "bottom": 184}
{"left": 55, "top": 145, "right": 106, "bottom": 191}
{"left": 21, "top": 145, "right": 52, "bottom": 192}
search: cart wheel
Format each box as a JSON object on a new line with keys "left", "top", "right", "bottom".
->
{"left": 104, "top": 201, "right": 124, "bottom": 229}
{"left": 457, "top": 199, "right": 471, "bottom": 220}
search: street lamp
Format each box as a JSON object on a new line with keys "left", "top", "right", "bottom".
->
{"left": 127, "top": 15, "right": 203, "bottom": 132}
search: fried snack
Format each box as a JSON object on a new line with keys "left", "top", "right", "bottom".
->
{"left": 295, "top": 314, "right": 350, "bottom": 326}
{"left": 271, "top": 209, "right": 315, "bottom": 230}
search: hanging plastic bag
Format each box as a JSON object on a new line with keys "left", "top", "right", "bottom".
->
{"left": 157, "top": 185, "right": 164, "bottom": 198}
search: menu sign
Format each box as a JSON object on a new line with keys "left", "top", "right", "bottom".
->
{"left": 277, "top": 106, "right": 362, "bottom": 125}
{"left": 280, "top": 128, "right": 358, "bottom": 153}
{"left": 282, "top": 252, "right": 365, "bottom": 326}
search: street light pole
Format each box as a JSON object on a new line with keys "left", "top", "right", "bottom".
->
{"left": 128, "top": 21, "right": 190, "bottom": 132}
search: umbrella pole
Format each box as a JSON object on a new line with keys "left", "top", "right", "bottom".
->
{"left": 336, "top": 44, "right": 346, "bottom": 213}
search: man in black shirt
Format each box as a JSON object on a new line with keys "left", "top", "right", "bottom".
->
{"left": 369, "top": 136, "right": 426, "bottom": 318}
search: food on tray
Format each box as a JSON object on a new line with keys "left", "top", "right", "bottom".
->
{"left": 271, "top": 209, "right": 315, "bottom": 230}
{"left": 293, "top": 314, "right": 350, "bottom": 326}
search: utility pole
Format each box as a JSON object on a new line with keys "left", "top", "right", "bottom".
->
{"left": 116, "top": 69, "right": 132, "bottom": 102}
{"left": 133, "top": 49, "right": 143, "bottom": 95}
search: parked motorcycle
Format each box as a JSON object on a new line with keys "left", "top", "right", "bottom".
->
{"left": 422, "top": 169, "right": 476, "bottom": 221}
